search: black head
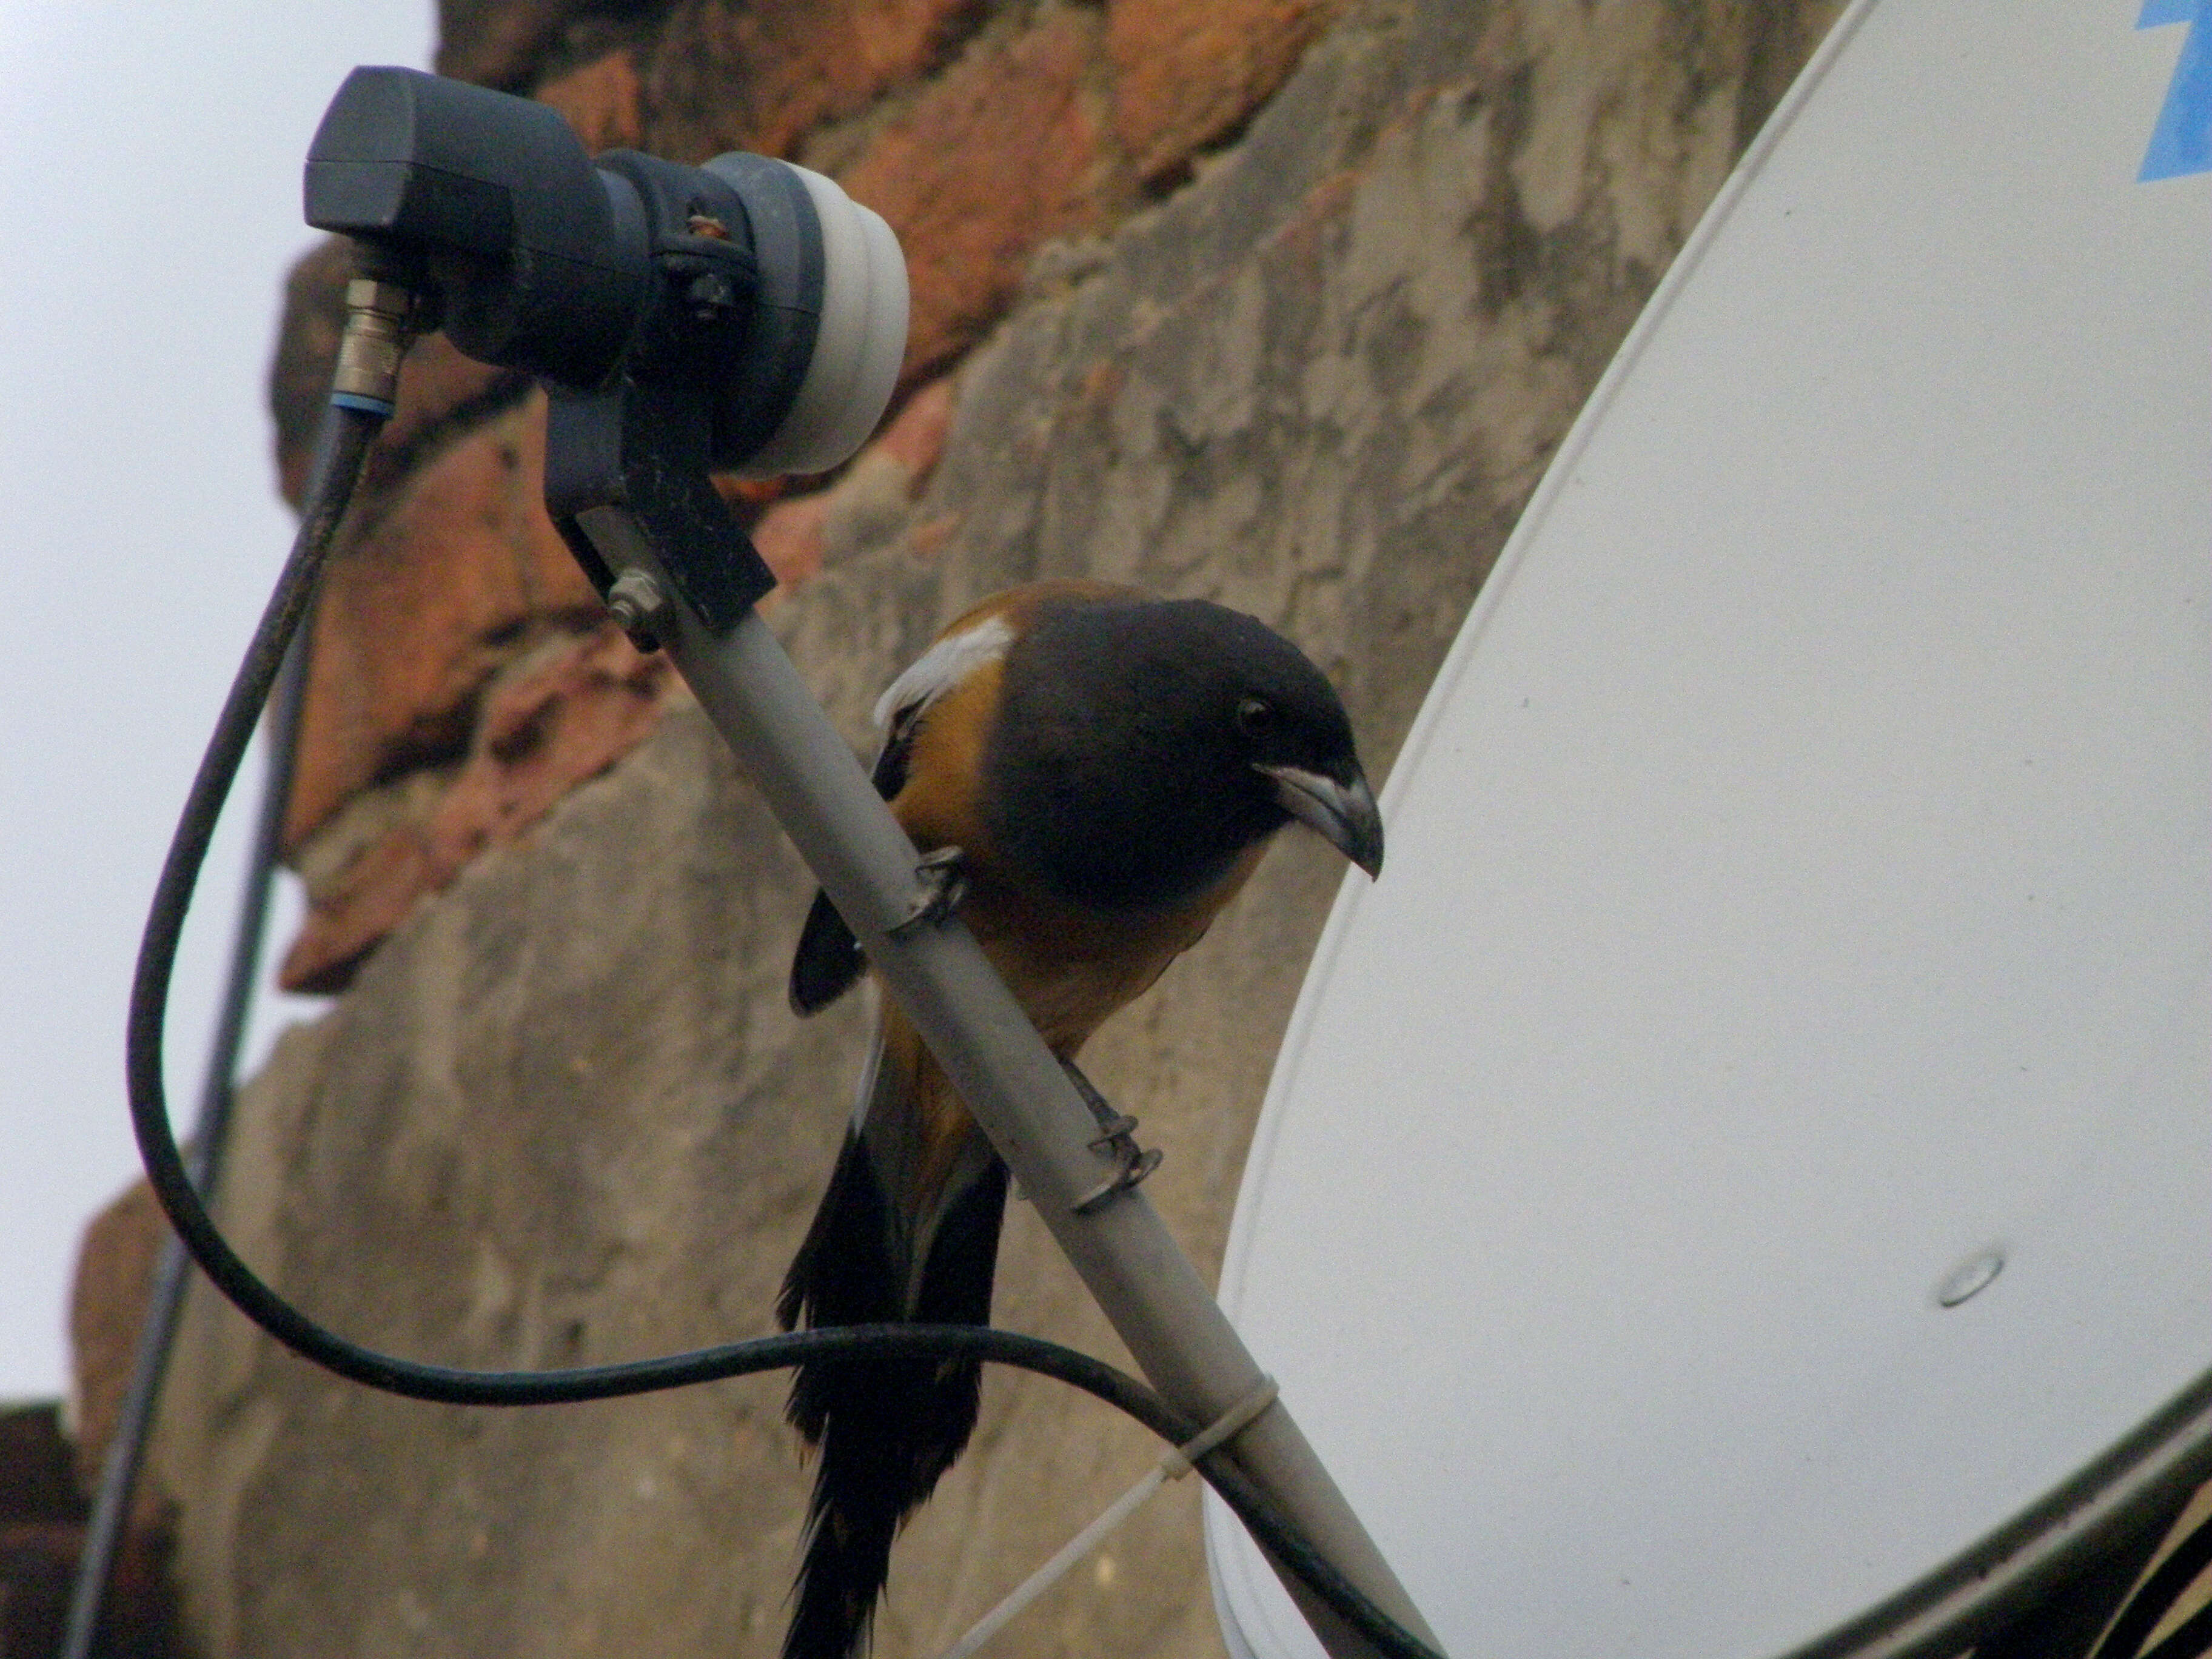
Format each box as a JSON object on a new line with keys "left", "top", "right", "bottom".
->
{"left": 984, "top": 595, "right": 1384, "bottom": 910}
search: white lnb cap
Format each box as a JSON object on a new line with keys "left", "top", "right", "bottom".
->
{"left": 736, "top": 165, "right": 908, "bottom": 478}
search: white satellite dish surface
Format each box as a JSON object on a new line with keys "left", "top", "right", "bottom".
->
{"left": 1206, "top": 1, "right": 2211, "bottom": 1656}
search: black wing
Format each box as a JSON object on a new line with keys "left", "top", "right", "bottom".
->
{"left": 788, "top": 712, "right": 920, "bottom": 1016}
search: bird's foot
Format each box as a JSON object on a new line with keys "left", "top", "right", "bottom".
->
{"left": 888, "top": 846, "right": 968, "bottom": 937}
{"left": 1057, "top": 1058, "right": 1122, "bottom": 1130}
{"left": 1062, "top": 1059, "right": 1164, "bottom": 1213}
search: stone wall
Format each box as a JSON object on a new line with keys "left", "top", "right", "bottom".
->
{"left": 0, "top": 1401, "right": 179, "bottom": 1658}
{"left": 72, "top": 1, "right": 1852, "bottom": 1655}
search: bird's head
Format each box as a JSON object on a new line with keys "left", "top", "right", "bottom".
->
{"left": 987, "top": 595, "right": 1384, "bottom": 908}
{"left": 1225, "top": 664, "right": 1386, "bottom": 885}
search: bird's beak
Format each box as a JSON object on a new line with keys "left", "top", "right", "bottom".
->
{"left": 1257, "top": 764, "right": 1385, "bottom": 879}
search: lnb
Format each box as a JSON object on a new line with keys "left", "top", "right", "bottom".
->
{"left": 304, "top": 65, "right": 908, "bottom": 478}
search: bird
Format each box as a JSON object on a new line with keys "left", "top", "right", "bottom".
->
{"left": 774, "top": 579, "right": 1384, "bottom": 1659}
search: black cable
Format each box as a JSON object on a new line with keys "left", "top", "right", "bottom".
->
{"left": 123, "top": 386, "right": 1446, "bottom": 1659}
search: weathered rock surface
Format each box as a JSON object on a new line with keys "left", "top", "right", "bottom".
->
{"left": 136, "top": 2, "right": 1848, "bottom": 1656}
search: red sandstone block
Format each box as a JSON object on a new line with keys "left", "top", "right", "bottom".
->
{"left": 282, "top": 625, "right": 671, "bottom": 994}
{"left": 842, "top": 8, "right": 1108, "bottom": 383}
{"left": 285, "top": 395, "right": 601, "bottom": 851}
{"left": 874, "top": 376, "right": 955, "bottom": 484}
{"left": 427, "top": 625, "right": 671, "bottom": 869}
{"left": 537, "top": 49, "right": 644, "bottom": 153}
{"left": 722, "top": 475, "right": 792, "bottom": 510}
{"left": 734, "top": 374, "right": 954, "bottom": 587}
{"left": 905, "top": 511, "right": 960, "bottom": 563}
{"left": 646, "top": 0, "right": 987, "bottom": 162}
{"left": 751, "top": 491, "right": 833, "bottom": 588}
{"left": 435, "top": 0, "right": 599, "bottom": 90}
{"left": 373, "top": 336, "right": 515, "bottom": 481}
{"left": 279, "top": 823, "right": 443, "bottom": 995}
{"left": 1107, "top": 0, "right": 1337, "bottom": 187}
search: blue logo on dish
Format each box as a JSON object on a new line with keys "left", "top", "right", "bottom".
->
{"left": 2139, "top": 0, "right": 2211, "bottom": 179}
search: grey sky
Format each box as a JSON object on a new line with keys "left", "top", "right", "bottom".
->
{"left": 0, "top": 4, "right": 435, "bottom": 1401}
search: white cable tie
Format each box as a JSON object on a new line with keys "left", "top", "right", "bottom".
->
{"left": 1156, "top": 1374, "right": 1279, "bottom": 1480}
{"left": 930, "top": 1376, "right": 1280, "bottom": 1659}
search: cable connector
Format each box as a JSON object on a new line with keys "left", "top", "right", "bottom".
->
{"left": 330, "top": 274, "right": 423, "bottom": 417}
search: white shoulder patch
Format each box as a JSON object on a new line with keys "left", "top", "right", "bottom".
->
{"left": 873, "top": 614, "right": 1015, "bottom": 732}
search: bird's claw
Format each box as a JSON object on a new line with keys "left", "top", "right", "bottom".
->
{"left": 1073, "top": 1143, "right": 1163, "bottom": 1214}
{"left": 1063, "top": 1060, "right": 1163, "bottom": 1213}
{"left": 888, "top": 847, "right": 968, "bottom": 937}
{"left": 1086, "top": 1112, "right": 1139, "bottom": 1144}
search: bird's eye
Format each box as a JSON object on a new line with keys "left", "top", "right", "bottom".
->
{"left": 1236, "top": 695, "right": 1276, "bottom": 738}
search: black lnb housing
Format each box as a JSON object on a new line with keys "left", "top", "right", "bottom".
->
{"left": 304, "top": 65, "right": 906, "bottom": 478}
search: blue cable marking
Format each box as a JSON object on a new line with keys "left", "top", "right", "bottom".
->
{"left": 330, "top": 391, "right": 397, "bottom": 417}
{"left": 2139, "top": 0, "right": 2212, "bottom": 180}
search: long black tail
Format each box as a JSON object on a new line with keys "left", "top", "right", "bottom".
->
{"left": 777, "top": 1125, "right": 1010, "bottom": 1659}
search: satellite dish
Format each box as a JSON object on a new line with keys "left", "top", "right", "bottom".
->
{"left": 1207, "top": 1, "right": 2211, "bottom": 1655}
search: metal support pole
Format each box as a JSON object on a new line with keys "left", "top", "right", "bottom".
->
{"left": 568, "top": 503, "right": 1439, "bottom": 1659}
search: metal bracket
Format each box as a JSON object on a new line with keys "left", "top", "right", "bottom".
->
{"left": 545, "top": 375, "right": 776, "bottom": 636}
